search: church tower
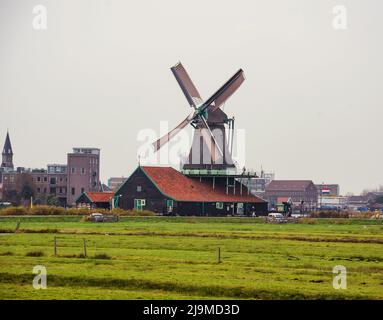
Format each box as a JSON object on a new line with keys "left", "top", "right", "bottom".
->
{"left": 1, "top": 131, "right": 14, "bottom": 169}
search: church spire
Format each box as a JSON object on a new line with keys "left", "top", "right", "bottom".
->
{"left": 3, "top": 131, "right": 13, "bottom": 155}
{"left": 1, "top": 131, "right": 14, "bottom": 169}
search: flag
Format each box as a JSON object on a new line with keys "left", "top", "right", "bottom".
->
{"left": 322, "top": 188, "right": 331, "bottom": 194}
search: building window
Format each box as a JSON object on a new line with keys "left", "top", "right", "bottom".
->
{"left": 81, "top": 188, "right": 85, "bottom": 194}
{"left": 43, "top": 188, "right": 47, "bottom": 193}
{"left": 71, "top": 167, "right": 76, "bottom": 174}
{"left": 134, "top": 199, "right": 146, "bottom": 211}
{"left": 137, "top": 185, "right": 142, "bottom": 192}
{"left": 37, "top": 177, "right": 41, "bottom": 182}
{"left": 43, "top": 177, "right": 48, "bottom": 182}
{"left": 71, "top": 188, "right": 75, "bottom": 195}
{"left": 81, "top": 168, "right": 85, "bottom": 175}
{"left": 37, "top": 188, "right": 41, "bottom": 193}
{"left": 216, "top": 202, "right": 224, "bottom": 209}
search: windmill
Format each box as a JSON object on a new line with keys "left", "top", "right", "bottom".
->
{"left": 152, "top": 62, "right": 245, "bottom": 170}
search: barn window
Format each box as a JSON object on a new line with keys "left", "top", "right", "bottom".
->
{"left": 137, "top": 185, "right": 142, "bottom": 192}
{"left": 216, "top": 202, "right": 223, "bottom": 209}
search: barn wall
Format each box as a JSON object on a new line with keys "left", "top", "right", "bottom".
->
{"left": 177, "top": 201, "right": 268, "bottom": 216}
{"left": 117, "top": 168, "right": 169, "bottom": 214}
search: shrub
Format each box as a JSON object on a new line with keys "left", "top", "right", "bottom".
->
{"left": 0, "top": 205, "right": 155, "bottom": 217}
{"left": 0, "top": 206, "right": 27, "bottom": 216}
{"left": 25, "top": 250, "right": 44, "bottom": 257}
{"left": 311, "top": 210, "right": 350, "bottom": 219}
{"left": 30, "top": 205, "right": 66, "bottom": 216}
{"left": 120, "top": 209, "right": 155, "bottom": 216}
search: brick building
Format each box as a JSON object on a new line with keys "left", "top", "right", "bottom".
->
{"left": 265, "top": 180, "right": 318, "bottom": 211}
{"left": 108, "top": 177, "right": 127, "bottom": 191}
{"left": 0, "top": 132, "right": 101, "bottom": 207}
{"left": 31, "top": 165, "right": 68, "bottom": 206}
{"left": 66, "top": 148, "right": 101, "bottom": 206}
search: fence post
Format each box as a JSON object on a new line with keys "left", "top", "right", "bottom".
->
{"left": 83, "top": 239, "right": 87, "bottom": 258}
{"left": 217, "top": 247, "right": 221, "bottom": 263}
{"left": 54, "top": 236, "right": 57, "bottom": 256}
{"left": 15, "top": 221, "right": 20, "bottom": 233}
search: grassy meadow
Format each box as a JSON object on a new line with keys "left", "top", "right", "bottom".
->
{"left": 0, "top": 216, "right": 382, "bottom": 300}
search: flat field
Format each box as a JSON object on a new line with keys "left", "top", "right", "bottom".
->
{"left": 0, "top": 216, "right": 382, "bottom": 299}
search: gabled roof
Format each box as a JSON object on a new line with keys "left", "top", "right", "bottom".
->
{"left": 266, "top": 180, "right": 314, "bottom": 192}
{"left": 84, "top": 192, "right": 114, "bottom": 203}
{"left": 140, "top": 166, "right": 265, "bottom": 203}
{"left": 277, "top": 197, "right": 290, "bottom": 203}
{"left": 2, "top": 132, "right": 13, "bottom": 155}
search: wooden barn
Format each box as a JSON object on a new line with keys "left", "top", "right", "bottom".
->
{"left": 115, "top": 166, "right": 268, "bottom": 216}
{"left": 75, "top": 191, "right": 114, "bottom": 209}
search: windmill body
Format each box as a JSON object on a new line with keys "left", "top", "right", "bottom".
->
{"left": 183, "top": 106, "right": 235, "bottom": 170}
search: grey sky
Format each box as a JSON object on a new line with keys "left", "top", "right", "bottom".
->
{"left": 0, "top": 0, "right": 382, "bottom": 194}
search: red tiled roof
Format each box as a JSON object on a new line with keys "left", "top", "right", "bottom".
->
{"left": 266, "top": 180, "right": 314, "bottom": 192}
{"left": 141, "top": 166, "right": 265, "bottom": 203}
{"left": 86, "top": 192, "right": 114, "bottom": 203}
{"left": 277, "top": 197, "right": 290, "bottom": 203}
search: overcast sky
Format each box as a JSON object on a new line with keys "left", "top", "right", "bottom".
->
{"left": 0, "top": 0, "right": 382, "bottom": 194}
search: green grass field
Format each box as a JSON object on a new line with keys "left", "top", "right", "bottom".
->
{"left": 0, "top": 216, "right": 382, "bottom": 300}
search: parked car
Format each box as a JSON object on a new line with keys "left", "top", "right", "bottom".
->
{"left": 89, "top": 213, "right": 104, "bottom": 222}
{"left": 267, "top": 212, "right": 287, "bottom": 223}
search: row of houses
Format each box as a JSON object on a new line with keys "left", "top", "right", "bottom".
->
{"left": 0, "top": 132, "right": 104, "bottom": 207}
{"left": 3, "top": 131, "right": 380, "bottom": 215}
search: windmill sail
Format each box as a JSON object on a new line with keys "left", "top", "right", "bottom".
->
{"left": 152, "top": 114, "right": 192, "bottom": 152}
{"left": 171, "top": 62, "right": 203, "bottom": 107}
{"left": 203, "top": 69, "right": 245, "bottom": 112}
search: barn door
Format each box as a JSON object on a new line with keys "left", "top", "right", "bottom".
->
{"left": 236, "top": 203, "right": 244, "bottom": 215}
{"left": 134, "top": 199, "right": 145, "bottom": 211}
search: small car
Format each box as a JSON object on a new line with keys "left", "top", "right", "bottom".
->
{"left": 90, "top": 213, "right": 104, "bottom": 222}
{"left": 267, "top": 212, "right": 286, "bottom": 223}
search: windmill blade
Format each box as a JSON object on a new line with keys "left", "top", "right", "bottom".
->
{"left": 171, "top": 62, "right": 203, "bottom": 107}
{"left": 152, "top": 114, "right": 192, "bottom": 152}
{"left": 203, "top": 69, "right": 245, "bottom": 112}
{"left": 198, "top": 115, "right": 224, "bottom": 163}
